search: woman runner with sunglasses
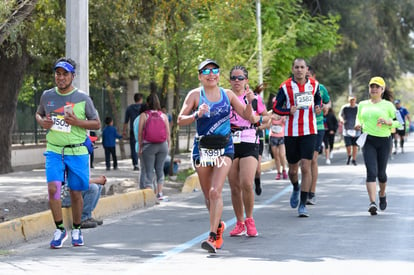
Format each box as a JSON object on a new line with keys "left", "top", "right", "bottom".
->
{"left": 177, "top": 59, "right": 255, "bottom": 253}
{"left": 227, "top": 65, "right": 269, "bottom": 237}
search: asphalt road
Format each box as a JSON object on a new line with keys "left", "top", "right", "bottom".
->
{"left": 1, "top": 139, "right": 413, "bottom": 274}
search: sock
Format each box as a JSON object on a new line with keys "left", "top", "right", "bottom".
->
{"left": 73, "top": 223, "right": 81, "bottom": 229}
{"left": 218, "top": 220, "right": 223, "bottom": 228}
{"left": 300, "top": 191, "right": 308, "bottom": 205}
{"left": 292, "top": 182, "right": 299, "bottom": 191}
{"left": 209, "top": 232, "right": 217, "bottom": 240}
{"left": 309, "top": 192, "right": 315, "bottom": 199}
{"left": 55, "top": 221, "right": 64, "bottom": 231}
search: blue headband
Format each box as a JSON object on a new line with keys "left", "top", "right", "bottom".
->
{"left": 54, "top": 61, "right": 75, "bottom": 73}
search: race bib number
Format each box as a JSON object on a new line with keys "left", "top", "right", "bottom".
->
{"left": 295, "top": 92, "right": 313, "bottom": 109}
{"left": 346, "top": 129, "right": 356, "bottom": 137}
{"left": 199, "top": 148, "right": 225, "bottom": 166}
{"left": 271, "top": 125, "right": 283, "bottom": 134}
{"left": 51, "top": 114, "right": 71, "bottom": 133}
{"left": 232, "top": 131, "right": 242, "bottom": 144}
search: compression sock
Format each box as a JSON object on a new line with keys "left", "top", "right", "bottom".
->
{"left": 300, "top": 191, "right": 309, "bottom": 205}
{"left": 292, "top": 182, "right": 300, "bottom": 191}
{"left": 55, "top": 221, "right": 64, "bottom": 231}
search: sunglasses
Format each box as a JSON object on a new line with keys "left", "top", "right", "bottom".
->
{"left": 230, "top": 75, "right": 247, "bottom": 81}
{"left": 200, "top": 68, "right": 220, "bottom": 75}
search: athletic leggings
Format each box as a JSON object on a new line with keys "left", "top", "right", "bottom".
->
{"left": 362, "top": 135, "right": 391, "bottom": 182}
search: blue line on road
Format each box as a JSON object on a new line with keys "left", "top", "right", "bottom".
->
{"left": 148, "top": 185, "right": 291, "bottom": 263}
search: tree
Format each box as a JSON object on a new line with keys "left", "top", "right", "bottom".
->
{"left": 0, "top": 0, "right": 38, "bottom": 173}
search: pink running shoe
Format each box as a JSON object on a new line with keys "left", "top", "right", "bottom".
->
{"left": 282, "top": 170, "right": 288, "bottom": 179}
{"left": 245, "top": 217, "right": 258, "bottom": 237}
{"left": 229, "top": 221, "right": 246, "bottom": 236}
{"left": 275, "top": 173, "right": 281, "bottom": 180}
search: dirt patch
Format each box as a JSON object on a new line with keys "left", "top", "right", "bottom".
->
{"left": 0, "top": 180, "right": 183, "bottom": 223}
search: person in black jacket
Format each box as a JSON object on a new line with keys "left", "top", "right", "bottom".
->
{"left": 323, "top": 107, "right": 338, "bottom": 164}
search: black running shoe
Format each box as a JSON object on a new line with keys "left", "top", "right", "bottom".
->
{"left": 368, "top": 202, "right": 378, "bottom": 216}
{"left": 379, "top": 192, "right": 387, "bottom": 210}
{"left": 255, "top": 181, "right": 262, "bottom": 196}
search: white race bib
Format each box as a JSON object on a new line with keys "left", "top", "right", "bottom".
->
{"left": 271, "top": 125, "right": 283, "bottom": 134}
{"left": 346, "top": 129, "right": 356, "bottom": 137}
{"left": 51, "top": 114, "right": 71, "bottom": 133}
{"left": 232, "top": 131, "right": 242, "bottom": 144}
{"left": 295, "top": 92, "right": 313, "bottom": 109}
{"left": 199, "top": 148, "right": 225, "bottom": 166}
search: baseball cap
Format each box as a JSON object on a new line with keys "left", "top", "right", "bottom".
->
{"left": 198, "top": 59, "right": 220, "bottom": 71}
{"left": 394, "top": 99, "right": 401, "bottom": 104}
{"left": 369, "top": 76, "right": 386, "bottom": 88}
{"left": 54, "top": 61, "right": 75, "bottom": 73}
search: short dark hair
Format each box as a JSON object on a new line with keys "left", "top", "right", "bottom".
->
{"left": 134, "top": 93, "right": 143, "bottom": 102}
{"left": 105, "top": 116, "right": 113, "bottom": 125}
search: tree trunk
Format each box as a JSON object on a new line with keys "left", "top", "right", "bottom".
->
{"left": 0, "top": 41, "right": 30, "bottom": 174}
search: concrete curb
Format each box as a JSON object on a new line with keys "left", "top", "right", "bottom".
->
{"left": 181, "top": 160, "right": 275, "bottom": 193}
{"left": 0, "top": 189, "right": 156, "bottom": 249}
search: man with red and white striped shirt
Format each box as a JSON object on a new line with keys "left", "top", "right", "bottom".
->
{"left": 273, "top": 58, "right": 322, "bottom": 217}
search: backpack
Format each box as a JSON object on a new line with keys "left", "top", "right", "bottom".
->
{"left": 143, "top": 110, "right": 167, "bottom": 143}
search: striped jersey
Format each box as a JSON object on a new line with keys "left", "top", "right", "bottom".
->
{"left": 273, "top": 77, "right": 321, "bottom": 137}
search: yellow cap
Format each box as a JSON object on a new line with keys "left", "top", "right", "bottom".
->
{"left": 369, "top": 76, "right": 386, "bottom": 88}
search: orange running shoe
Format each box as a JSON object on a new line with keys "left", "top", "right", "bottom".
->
{"left": 201, "top": 235, "right": 216, "bottom": 253}
{"left": 215, "top": 221, "right": 226, "bottom": 249}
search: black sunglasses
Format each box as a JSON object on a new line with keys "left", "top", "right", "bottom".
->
{"left": 230, "top": 75, "right": 247, "bottom": 81}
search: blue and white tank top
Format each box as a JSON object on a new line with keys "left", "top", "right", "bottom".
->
{"left": 196, "top": 87, "right": 231, "bottom": 136}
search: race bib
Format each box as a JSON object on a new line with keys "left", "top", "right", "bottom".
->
{"left": 232, "top": 131, "right": 242, "bottom": 144}
{"left": 51, "top": 113, "right": 71, "bottom": 133}
{"left": 346, "top": 129, "right": 356, "bottom": 137}
{"left": 295, "top": 92, "right": 313, "bottom": 109}
{"left": 271, "top": 125, "right": 283, "bottom": 134}
{"left": 199, "top": 148, "right": 225, "bottom": 166}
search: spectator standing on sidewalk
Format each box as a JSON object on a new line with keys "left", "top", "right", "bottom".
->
{"left": 138, "top": 93, "right": 170, "bottom": 199}
{"left": 338, "top": 95, "right": 360, "bottom": 165}
{"left": 35, "top": 57, "right": 101, "bottom": 248}
{"left": 273, "top": 58, "right": 322, "bottom": 217}
{"left": 102, "top": 116, "right": 122, "bottom": 171}
{"left": 354, "top": 77, "right": 400, "bottom": 215}
{"left": 227, "top": 66, "right": 269, "bottom": 237}
{"left": 177, "top": 59, "right": 254, "bottom": 253}
{"left": 123, "top": 93, "right": 144, "bottom": 171}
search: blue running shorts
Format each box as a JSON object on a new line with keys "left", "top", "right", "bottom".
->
{"left": 44, "top": 151, "right": 89, "bottom": 191}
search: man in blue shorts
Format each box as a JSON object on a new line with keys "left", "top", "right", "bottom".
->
{"left": 36, "top": 57, "right": 101, "bottom": 248}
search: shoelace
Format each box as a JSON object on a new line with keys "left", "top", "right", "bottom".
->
{"left": 72, "top": 229, "right": 80, "bottom": 239}
{"left": 53, "top": 229, "right": 64, "bottom": 240}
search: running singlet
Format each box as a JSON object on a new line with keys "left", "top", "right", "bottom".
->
{"left": 356, "top": 99, "right": 398, "bottom": 137}
{"left": 274, "top": 77, "right": 320, "bottom": 137}
{"left": 230, "top": 93, "right": 265, "bottom": 144}
{"left": 270, "top": 115, "right": 285, "bottom": 138}
{"left": 192, "top": 87, "right": 233, "bottom": 163}
{"left": 37, "top": 87, "right": 99, "bottom": 155}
